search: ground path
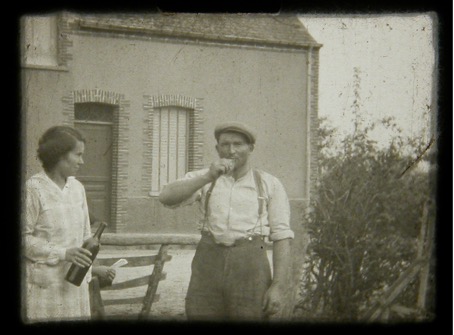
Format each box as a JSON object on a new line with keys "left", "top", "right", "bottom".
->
{"left": 97, "top": 248, "right": 195, "bottom": 320}
{"left": 97, "top": 246, "right": 273, "bottom": 320}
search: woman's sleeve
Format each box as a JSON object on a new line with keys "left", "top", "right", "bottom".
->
{"left": 79, "top": 184, "right": 93, "bottom": 282}
{"left": 23, "top": 184, "right": 66, "bottom": 265}
{"left": 81, "top": 185, "right": 92, "bottom": 242}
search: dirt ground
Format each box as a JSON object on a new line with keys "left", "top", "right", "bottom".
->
{"left": 97, "top": 248, "right": 195, "bottom": 321}
{"left": 97, "top": 247, "right": 273, "bottom": 321}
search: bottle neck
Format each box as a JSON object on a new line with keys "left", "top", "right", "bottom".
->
{"left": 93, "top": 222, "right": 107, "bottom": 239}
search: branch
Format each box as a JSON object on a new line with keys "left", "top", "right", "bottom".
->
{"left": 398, "top": 136, "right": 435, "bottom": 178}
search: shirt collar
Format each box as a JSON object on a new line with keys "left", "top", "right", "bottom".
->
{"left": 37, "top": 170, "right": 72, "bottom": 191}
{"left": 220, "top": 168, "right": 254, "bottom": 185}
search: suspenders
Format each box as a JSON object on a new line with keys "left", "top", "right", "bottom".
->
{"left": 204, "top": 179, "right": 217, "bottom": 222}
{"left": 252, "top": 169, "right": 266, "bottom": 218}
{"left": 202, "top": 169, "right": 266, "bottom": 233}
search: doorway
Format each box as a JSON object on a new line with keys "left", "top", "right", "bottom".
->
{"left": 74, "top": 103, "right": 114, "bottom": 228}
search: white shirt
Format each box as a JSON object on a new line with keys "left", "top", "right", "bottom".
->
{"left": 168, "top": 168, "right": 294, "bottom": 245}
{"left": 24, "top": 171, "right": 92, "bottom": 321}
{"left": 24, "top": 171, "right": 92, "bottom": 282}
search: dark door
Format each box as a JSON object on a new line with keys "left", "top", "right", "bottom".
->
{"left": 74, "top": 103, "right": 114, "bottom": 226}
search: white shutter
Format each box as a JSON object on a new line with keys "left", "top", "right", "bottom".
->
{"left": 22, "top": 16, "right": 58, "bottom": 67}
{"left": 150, "top": 107, "right": 188, "bottom": 195}
{"left": 168, "top": 108, "right": 178, "bottom": 181}
{"left": 151, "top": 110, "right": 161, "bottom": 194}
{"left": 159, "top": 108, "right": 169, "bottom": 191}
{"left": 177, "top": 110, "right": 188, "bottom": 179}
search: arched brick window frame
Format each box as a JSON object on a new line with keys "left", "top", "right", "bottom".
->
{"left": 62, "top": 89, "right": 130, "bottom": 232}
{"left": 143, "top": 95, "right": 204, "bottom": 196}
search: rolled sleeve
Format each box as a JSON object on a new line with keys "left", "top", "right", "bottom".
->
{"left": 161, "top": 169, "right": 208, "bottom": 208}
{"left": 55, "top": 248, "right": 67, "bottom": 261}
{"left": 267, "top": 177, "right": 294, "bottom": 242}
{"left": 269, "top": 229, "right": 294, "bottom": 242}
{"left": 45, "top": 247, "right": 67, "bottom": 265}
{"left": 163, "top": 189, "right": 200, "bottom": 209}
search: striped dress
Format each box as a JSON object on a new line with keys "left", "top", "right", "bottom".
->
{"left": 23, "top": 171, "right": 92, "bottom": 323}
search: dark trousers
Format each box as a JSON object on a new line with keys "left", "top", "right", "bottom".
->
{"left": 185, "top": 234, "right": 272, "bottom": 321}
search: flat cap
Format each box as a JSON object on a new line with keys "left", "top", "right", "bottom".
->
{"left": 214, "top": 121, "right": 256, "bottom": 144}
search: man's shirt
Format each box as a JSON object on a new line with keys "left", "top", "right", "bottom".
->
{"left": 165, "top": 168, "right": 294, "bottom": 245}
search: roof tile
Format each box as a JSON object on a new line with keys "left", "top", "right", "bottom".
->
{"left": 75, "top": 13, "right": 320, "bottom": 48}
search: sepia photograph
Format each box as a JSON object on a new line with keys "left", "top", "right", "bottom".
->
{"left": 19, "top": 6, "right": 444, "bottom": 326}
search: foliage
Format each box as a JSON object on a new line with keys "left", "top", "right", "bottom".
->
{"left": 295, "top": 68, "right": 435, "bottom": 322}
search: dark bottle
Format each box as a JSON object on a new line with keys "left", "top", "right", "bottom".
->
{"left": 65, "top": 222, "right": 107, "bottom": 286}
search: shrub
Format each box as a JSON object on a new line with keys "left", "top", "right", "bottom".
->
{"left": 295, "top": 116, "right": 435, "bottom": 322}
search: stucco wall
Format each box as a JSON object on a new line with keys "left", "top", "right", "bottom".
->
{"left": 21, "top": 69, "right": 73, "bottom": 180}
{"left": 67, "top": 33, "right": 310, "bottom": 232}
{"left": 23, "top": 27, "right": 312, "bottom": 233}
{"left": 70, "top": 33, "right": 309, "bottom": 192}
{"left": 125, "top": 197, "right": 306, "bottom": 240}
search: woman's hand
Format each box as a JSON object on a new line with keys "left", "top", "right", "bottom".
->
{"left": 65, "top": 247, "right": 92, "bottom": 267}
{"left": 92, "top": 266, "right": 116, "bottom": 281}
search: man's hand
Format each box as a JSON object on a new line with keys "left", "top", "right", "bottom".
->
{"left": 208, "top": 158, "right": 235, "bottom": 180}
{"left": 263, "top": 238, "right": 292, "bottom": 318}
{"left": 262, "top": 282, "right": 285, "bottom": 316}
{"left": 65, "top": 247, "right": 92, "bottom": 267}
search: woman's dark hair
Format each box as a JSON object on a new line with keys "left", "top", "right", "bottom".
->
{"left": 37, "top": 126, "right": 85, "bottom": 172}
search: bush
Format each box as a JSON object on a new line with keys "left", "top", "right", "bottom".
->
{"left": 295, "top": 117, "right": 435, "bottom": 322}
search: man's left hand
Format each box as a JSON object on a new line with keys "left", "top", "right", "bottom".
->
{"left": 262, "top": 282, "right": 284, "bottom": 316}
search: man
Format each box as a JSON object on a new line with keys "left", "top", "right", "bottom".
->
{"left": 159, "top": 121, "right": 294, "bottom": 321}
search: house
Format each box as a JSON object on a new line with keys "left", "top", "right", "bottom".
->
{"left": 21, "top": 12, "right": 321, "bottom": 234}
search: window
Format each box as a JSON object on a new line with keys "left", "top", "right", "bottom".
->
{"left": 21, "top": 15, "right": 58, "bottom": 67}
{"left": 150, "top": 107, "right": 189, "bottom": 195}
{"left": 75, "top": 103, "right": 114, "bottom": 123}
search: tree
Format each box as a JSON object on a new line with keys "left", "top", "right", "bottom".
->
{"left": 295, "top": 68, "right": 435, "bottom": 322}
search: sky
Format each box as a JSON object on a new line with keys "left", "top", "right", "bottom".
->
{"left": 298, "top": 14, "right": 436, "bottom": 150}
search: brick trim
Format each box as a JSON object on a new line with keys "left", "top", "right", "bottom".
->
{"left": 57, "top": 12, "right": 73, "bottom": 67}
{"left": 62, "top": 89, "right": 130, "bottom": 233}
{"left": 142, "top": 94, "right": 204, "bottom": 196}
{"left": 301, "top": 47, "right": 320, "bottom": 206}
{"left": 308, "top": 49, "right": 320, "bottom": 204}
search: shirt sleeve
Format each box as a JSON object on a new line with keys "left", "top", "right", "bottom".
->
{"left": 80, "top": 185, "right": 92, "bottom": 242}
{"left": 161, "top": 169, "right": 207, "bottom": 208}
{"left": 79, "top": 184, "right": 93, "bottom": 283}
{"left": 267, "top": 177, "right": 294, "bottom": 242}
{"left": 23, "top": 183, "right": 67, "bottom": 265}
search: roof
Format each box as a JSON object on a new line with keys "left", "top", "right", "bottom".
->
{"left": 73, "top": 13, "right": 321, "bottom": 49}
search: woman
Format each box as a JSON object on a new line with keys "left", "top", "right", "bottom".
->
{"left": 23, "top": 125, "right": 94, "bottom": 322}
